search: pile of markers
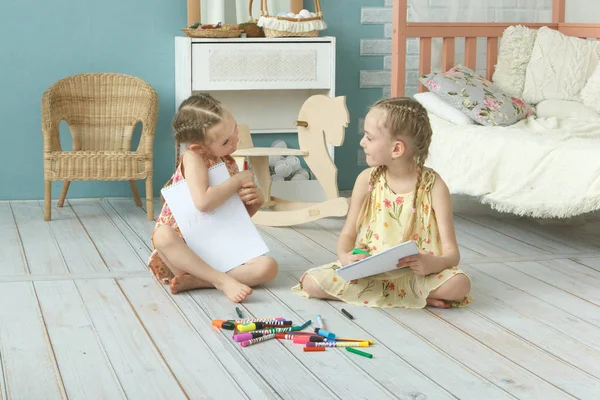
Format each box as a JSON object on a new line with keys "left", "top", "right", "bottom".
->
{"left": 211, "top": 309, "right": 373, "bottom": 359}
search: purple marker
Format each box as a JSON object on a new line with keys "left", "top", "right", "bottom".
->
{"left": 233, "top": 332, "right": 264, "bottom": 342}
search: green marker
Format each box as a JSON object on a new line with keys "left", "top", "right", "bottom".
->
{"left": 291, "top": 319, "right": 311, "bottom": 331}
{"left": 346, "top": 347, "right": 373, "bottom": 359}
{"left": 352, "top": 248, "right": 370, "bottom": 255}
{"left": 235, "top": 307, "right": 243, "bottom": 318}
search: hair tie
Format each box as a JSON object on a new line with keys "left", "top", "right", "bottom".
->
{"left": 411, "top": 208, "right": 416, "bottom": 214}
{"left": 368, "top": 185, "right": 373, "bottom": 192}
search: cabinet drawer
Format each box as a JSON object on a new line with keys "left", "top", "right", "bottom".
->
{"left": 191, "top": 42, "right": 332, "bottom": 91}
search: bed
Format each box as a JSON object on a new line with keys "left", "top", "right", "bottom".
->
{"left": 391, "top": 0, "right": 600, "bottom": 218}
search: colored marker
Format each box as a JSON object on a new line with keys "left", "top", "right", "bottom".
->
{"left": 309, "top": 335, "right": 331, "bottom": 342}
{"left": 266, "top": 327, "right": 294, "bottom": 334}
{"left": 352, "top": 248, "right": 370, "bottom": 255}
{"left": 220, "top": 321, "right": 235, "bottom": 330}
{"left": 341, "top": 309, "right": 354, "bottom": 320}
{"left": 241, "top": 333, "right": 276, "bottom": 347}
{"left": 212, "top": 317, "right": 283, "bottom": 328}
{"left": 275, "top": 333, "right": 296, "bottom": 340}
{"left": 275, "top": 332, "right": 315, "bottom": 340}
{"left": 346, "top": 347, "right": 373, "bottom": 358}
{"left": 291, "top": 320, "right": 311, "bottom": 331}
{"left": 304, "top": 347, "right": 326, "bottom": 352}
{"left": 293, "top": 336, "right": 311, "bottom": 344}
{"left": 314, "top": 328, "right": 335, "bottom": 339}
{"left": 233, "top": 332, "right": 264, "bottom": 342}
{"left": 238, "top": 321, "right": 293, "bottom": 332}
{"left": 316, "top": 314, "right": 325, "bottom": 330}
{"left": 235, "top": 307, "right": 243, "bottom": 318}
{"left": 240, "top": 328, "right": 291, "bottom": 337}
{"left": 306, "top": 341, "right": 369, "bottom": 348}
{"left": 337, "top": 338, "right": 375, "bottom": 344}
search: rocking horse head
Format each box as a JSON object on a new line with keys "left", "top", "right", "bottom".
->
{"left": 296, "top": 95, "right": 349, "bottom": 147}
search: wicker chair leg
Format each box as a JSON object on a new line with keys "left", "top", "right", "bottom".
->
{"left": 44, "top": 181, "right": 52, "bottom": 221}
{"left": 130, "top": 180, "right": 142, "bottom": 207}
{"left": 145, "top": 176, "right": 154, "bottom": 221}
{"left": 58, "top": 181, "right": 70, "bottom": 207}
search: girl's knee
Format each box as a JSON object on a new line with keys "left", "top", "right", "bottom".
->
{"left": 449, "top": 273, "right": 471, "bottom": 297}
{"left": 258, "top": 256, "right": 278, "bottom": 282}
{"left": 301, "top": 275, "right": 327, "bottom": 298}
{"left": 153, "top": 225, "right": 179, "bottom": 249}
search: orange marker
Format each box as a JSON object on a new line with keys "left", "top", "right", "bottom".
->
{"left": 303, "top": 347, "right": 325, "bottom": 352}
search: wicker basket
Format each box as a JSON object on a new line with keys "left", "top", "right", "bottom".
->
{"left": 239, "top": 0, "right": 265, "bottom": 37}
{"left": 182, "top": 24, "right": 242, "bottom": 38}
{"left": 257, "top": 0, "right": 326, "bottom": 38}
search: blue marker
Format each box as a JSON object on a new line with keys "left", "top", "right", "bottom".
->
{"left": 315, "top": 328, "right": 336, "bottom": 340}
{"left": 316, "top": 314, "right": 325, "bottom": 330}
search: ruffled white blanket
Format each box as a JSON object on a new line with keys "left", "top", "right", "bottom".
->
{"left": 426, "top": 114, "right": 600, "bottom": 218}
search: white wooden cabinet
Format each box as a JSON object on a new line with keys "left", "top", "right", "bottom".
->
{"left": 174, "top": 36, "right": 337, "bottom": 200}
{"left": 175, "top": 36, "right": 335, "bottom": 133}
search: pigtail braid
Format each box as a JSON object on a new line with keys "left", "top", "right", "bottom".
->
{"left": 401, "top": 159, "right": 424, "bottom": 242}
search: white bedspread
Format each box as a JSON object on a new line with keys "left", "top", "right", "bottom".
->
{"left": 426, "top": 114, "right": 600, "bottom": 218}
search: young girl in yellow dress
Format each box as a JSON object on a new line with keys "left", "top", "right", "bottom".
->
{"left": 292, "top": 97, "right": 472, "bottom": 308}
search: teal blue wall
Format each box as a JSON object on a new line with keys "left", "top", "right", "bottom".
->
{"left": 0, "top": 0, "right": 185, "bottom": 200}
{"left": 0, "top": 0, "right": 382, "bottom": 200}
{"left": 307, "top": 0, "right": 385, "bottom": 191}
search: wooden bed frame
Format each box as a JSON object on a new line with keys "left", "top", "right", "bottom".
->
{"left": 391, "top": 0, "right": 600, "bottom": 96}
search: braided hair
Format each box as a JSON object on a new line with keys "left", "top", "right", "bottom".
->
{"left": 172, "top": 93, "right": 225, "bottom": 162}
{"left": 356, "top": 97, "right": 432, "bottom": 242}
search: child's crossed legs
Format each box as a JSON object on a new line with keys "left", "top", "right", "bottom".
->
{"left": 301, "top": 272, "right": 470, "bottom": 308}
{"left": 153, "top": 224, "right": 278, "bottom": 302}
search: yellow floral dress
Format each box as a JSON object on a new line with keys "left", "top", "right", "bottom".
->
{"left": 292, "top": 167, "right": 473, "bottom": 308}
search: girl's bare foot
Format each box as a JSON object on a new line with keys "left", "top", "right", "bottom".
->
{"left": 426, "top": 298, "right": 450, "bottom": 308}
{"left": 170, "top": 274, "right": 210, "bottom": 294}
{"left": 215, "top": 276, "right": 253, "bottom": 303}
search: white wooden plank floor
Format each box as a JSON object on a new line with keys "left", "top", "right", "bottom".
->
{"left": 1, "top": 196, "right": 600, "bottom": 399}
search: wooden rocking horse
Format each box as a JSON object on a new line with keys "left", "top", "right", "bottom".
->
{"left": 233, "top": 95, "right": 350, "bottom": 226}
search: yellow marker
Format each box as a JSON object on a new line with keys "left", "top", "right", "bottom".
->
{"left": 337, "top": 338, "right": 375, "bottom": 344}
{"left": 237, "top": 322, "right": 257, "bottom": 332}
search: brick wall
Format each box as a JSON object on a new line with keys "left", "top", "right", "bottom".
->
{"left": 356, "top": 0, "right": 552, "bottom": 165}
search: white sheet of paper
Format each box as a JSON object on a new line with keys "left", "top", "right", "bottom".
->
{"left": 336, "top": 240, "right": 419, "bottom": 281}
{"left": 160, "top": 162, "right": 269, "bottom": 273}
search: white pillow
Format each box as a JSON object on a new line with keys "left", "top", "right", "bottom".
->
{"left": 522, "top": 27, "right": 600, "bottom": 105}
{"left": 492, "top": 25, "right": 537, "bottom": 97}
{"left": 581, "top": 63, "right": 600, "bottom": 113}
{"left": 535, "top": 99, "right": 600, "bottom": 122}
{"left": 413, "top": 92, "right": 475, "bottom": 125}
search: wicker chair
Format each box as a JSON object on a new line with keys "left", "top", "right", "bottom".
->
{"left": 42, "top": 73, "right": 159, "bottom": 221}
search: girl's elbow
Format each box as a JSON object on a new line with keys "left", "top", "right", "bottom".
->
{"left": 453, "top": 251, "right": 461, "bottom": 267}
{"left": 194, "top": 201, "right": 213, "bottom": 213}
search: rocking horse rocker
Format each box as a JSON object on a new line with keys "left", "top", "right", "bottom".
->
{"left": 233, "top": 95, "right": 350, "bottom": 226}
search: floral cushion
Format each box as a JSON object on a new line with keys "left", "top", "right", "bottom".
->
{"left": 419, "top": 65, "right": 534, "bottom": 126}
